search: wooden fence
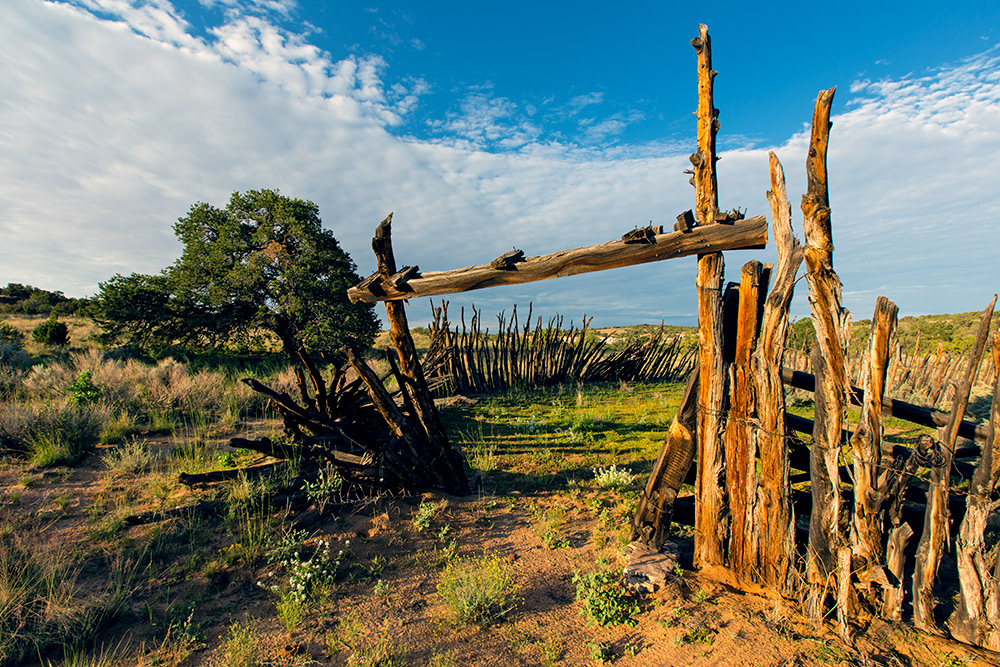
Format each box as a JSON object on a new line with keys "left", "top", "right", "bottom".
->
{"left": 420, "top": 302, "right": 695, "bottom": 395}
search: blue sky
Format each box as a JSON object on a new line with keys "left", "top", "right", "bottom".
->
{"left": 1, "top": 0, "right": 999, "bottom": 328}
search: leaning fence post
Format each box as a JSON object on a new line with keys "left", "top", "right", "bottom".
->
{"left": 912, "top": 295, "right": 996, "bottom": 633}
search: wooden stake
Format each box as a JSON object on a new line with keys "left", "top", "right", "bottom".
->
{"left": 692, "top": 23, "right": 728, "bottom": 568}
{"left": 630, "top": 366, "right": 700, "bottom": 547}
{"left": 913, "top": 295, "right": 997, "bottom": 633}
{"left": 801, "top": 87, "right": 849, "bottom": 618}
{"left": 952, "top": 323, "right": 1000, "bottom": 648}
{"left": 751, "top": 153, "right": 803, "bottom": 590}
{"left": 726, "top": 260, "right": 767, "bottom": 580}
{"left": 849, "top": 296, "right": 898, "bottom": 599}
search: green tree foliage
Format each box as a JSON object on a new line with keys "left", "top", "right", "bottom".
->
{"left": 0, "top": 283, "right": 90, "bottom": 316}
{"left": 0, "top": 322, "right": 25, "bottom": 349}
{"left": 31, "top": 314, "right": 69, "bottom": 347}
{"left": 94, "top": 189, "right": 378, "bottom": 354}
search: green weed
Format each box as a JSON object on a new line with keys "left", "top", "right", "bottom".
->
{"left": 573, "top": 568, "right": 639, "bottom": 627}
{"left": 437, "top": 554, "right": 519, "bottom": 626}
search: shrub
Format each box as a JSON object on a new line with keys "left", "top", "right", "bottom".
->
{"left": 101, "top": 438, "right": 155, "bottom": 476}
{"left": 32, "top": 315, "right": 69, "bottom": 347}
{"left": 0, "top": 399, "right": 106, "bottom": 463}
{"left": 437, "top": 554, "right": 519, "bottom": 625}
{"left": 68, "top": 371, "right": 101, "bottom": 407}
{"left": 593, "top": 464, "right": 634, "bottom": 490}
{"left": 573, "top": 568, "right": 639, "bottom": 627}
{"left": 0, "top": 322, "right": 25, "bottom": 348}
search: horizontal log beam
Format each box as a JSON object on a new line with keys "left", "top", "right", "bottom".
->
{"left": 782, "top": 368, "right": 989, "bottom": 443}
{"left": 348, "top": 215, "right": 768, "bottom": 303}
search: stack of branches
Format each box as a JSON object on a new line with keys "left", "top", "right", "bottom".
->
{"left": 231, "top": 344, "right": 468, "bottom": 493}
{"left": 424, "top": 301, "right": 696, "bottom": 395}
{"left": 127, "top": 344, "right": 467, "bottom": 528}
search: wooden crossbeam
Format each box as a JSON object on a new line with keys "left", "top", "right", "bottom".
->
{"left": 348, "top": 215, "right": 767, "bottom": 303}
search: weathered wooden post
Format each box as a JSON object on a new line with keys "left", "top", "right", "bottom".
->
{"left": 725, "top": 259, "right": 768, "bottom": 580}
{"left": 750, "top": 153, "right": 803, "bottom": 590}
{"left": 800, "top": 87, "right": 849, "bottom": 618}
{"left": 691, "top": 23, "right": 729, "bottom": 569}
{"left": 848, "top": 296, "right": 898, "bottom": 606}
{"left": 912, "top": 295, "right": 996, "bottom": 633}
{"left": 952, "top": 319, "right": 1000, "bottom": 648}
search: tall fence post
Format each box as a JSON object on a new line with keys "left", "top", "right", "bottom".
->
{"left": 691, "top": 23, "right": 729, "bottom": 569}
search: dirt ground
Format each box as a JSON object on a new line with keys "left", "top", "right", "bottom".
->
{"left": 2, "top": 436, "right": 999, "bottom": 667}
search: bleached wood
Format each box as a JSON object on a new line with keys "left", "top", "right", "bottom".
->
{"left": 347, "top": 216, "right": 767, "bottom": 303}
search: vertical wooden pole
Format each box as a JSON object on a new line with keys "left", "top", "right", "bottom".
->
{"left": 751, "top": 153, "right": 803, "bottom": 590}
{"left": 952, "top": 320, "right": 1000, "bottom": 648}
{"left": 372, "top": 214, "right": 471, "bottom": 496}
{"left": 801, "top": 87, "right": 849, "bottom": 617}
{"left": 725, "top": 260, "right": 767, "bottom": 580}
{"left": 912, "top": 295, "right": 996, "bottom": 633}
{"left": 691, "top": 23, "right": 728, "bottom": 569}
{"left": 849, "top": 297, "right": 898, "bottom": 588}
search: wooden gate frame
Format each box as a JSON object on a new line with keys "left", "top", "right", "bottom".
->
{"left": 348, "top": 24, "right": 1000, "bottom": 649}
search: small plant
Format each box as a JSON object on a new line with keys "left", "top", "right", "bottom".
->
{"left": 101, "top": 437, "right": 155, "bottom": 476}
{"left": 221, "top": 620, "right": 259, "bottom": 667}
{"left": 592, "top": 464, "right": 633, "bottom": 490}
{"left": 693, "top": 588, "right": 714, "bottom": 604}
{"left": 258, "top": 539, "right": 345, "bottom": 630}
{"left": 32, "top": 315, "right": 69, "bottom": 347}
{"left": 537, "top": 638, "right": 563, "bottom": 667}
{"left": 573, "top": 568, "right": 639, "bottom": 627}
{"left": 346, "top": 626, "right": 408, "bottom": 667}
{"left": 531, "top": 505, "right": 570, "bottom": 549}
{"left": 68, "top": 371, "right": 101, "bottom": 407}
{"left": 17, "top": 474, "right": 39, "bottom": 488}
{"left": 303, "top": 465, "right": 343, "bottom": 509}
{"left": 437, "top": 554, "right": 519, "bottom": 625}
{"left": 587, "top": 640, "right": 614, "bottom": 663}
{"left": 412, "top": 501, "right": 438, "bottom": 531}
{"left": 675, "top": 621, "right": 715, "bottom": 646}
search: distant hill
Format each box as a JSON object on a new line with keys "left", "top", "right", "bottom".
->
{"left": 789, "top": 310, "right": 1000, "bottom": 356}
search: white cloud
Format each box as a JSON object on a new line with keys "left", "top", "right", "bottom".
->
{"left": 0, "top": 1, "right": 998, "bottom": 328}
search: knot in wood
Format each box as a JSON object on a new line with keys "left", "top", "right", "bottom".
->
{"left": 689, "top": 152, "right": 704, "bottom": 167}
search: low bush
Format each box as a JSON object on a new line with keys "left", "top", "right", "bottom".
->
{"left": 0, "top": 322, "right": 25, "bottom": 348}
{"left": 32, "top": 315, "right": 69, "bottom": 347}
{"left": 573, "top": 568, "right": 639, "bottom": 627}
{"left": 0, "top": 399, "right": 106, "bottom": 463}
{"left": 437, "top": 554, "right": 519, "bottom": 626}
